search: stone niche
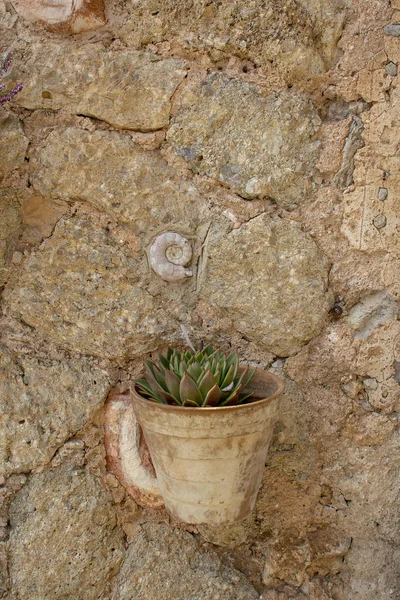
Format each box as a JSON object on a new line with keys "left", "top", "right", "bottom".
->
{"left": 10, "top": 0, "right": 106, "bottom": 33}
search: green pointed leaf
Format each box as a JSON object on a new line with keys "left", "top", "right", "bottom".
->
{"left": 203, "top": 360, "right": 211, "bottom": 371}
{"left": 198, "top": 369, "right": 215, "bottom": 398}
{"left": 220, "top": 364, "right": 235, "bottom": 390}
{"left": 195, "top": 351, "right": 204, "bottom": 364}
{"left": 158, "top": 353, "right": 170, "bottom": 370}
{"left": 187, "top": 362, "right": 202, "bottom": 382}
{"left": 220, "top": 387, "right": 242, "bottom": 406}
{"left": 203, "top": 384, "right": 222, "bottom": 406}
{"left": 167, "top": 347, "right": 173, "bottom": 361}
{"left": 135, "top": 378, "right": 155, "bottom": 395}
{"left": 183, "top": 398, "right": 200, "bottom": 407}
{"left": 164, "top": 369, "right": 181, "bottom": 401}
{"left": 225, "top": 352, "right": 239, "bottom": 379}
{"left": 144, "top": 367, "right": 172, "bottom": 400}
{"left": 144, "top": 368, "right": 161, "bottom": 394}
{"left": 144, "top": 360, "right": 157, "bottom": 378}
{"left": 159, "top": 390, "right": 181, "bottom": 405}
{"left": 240, "top": 367, "right": 256, "bottom": 391}
{"left": 179, "top": 372, "right": 202, "bottom": 405}
{"left": 172, "top": 353, "right": 180, "bottom": 373}
{"left": 153, "top": 364, "right": 167, "bottom": 389}
{"left": 213, "top": 368, "right": 221, "bottom": 385}
{"left": 178, "top": 360, "right": 187, "bottom": 377}
{"left": 203, "top": 344, "right": 214, "bottom": 357}
{"left": 135, "top": 380, "right": 165, "bottom": 404}
{"left": 236, "top": 366, "right": 249, "bottom": 388}
{"left": 237, "top": 390, "right": 254, "bottom": 404}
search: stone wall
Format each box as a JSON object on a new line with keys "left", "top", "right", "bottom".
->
{"left": 0, "top": 0, "right": 399, "bottom": 598}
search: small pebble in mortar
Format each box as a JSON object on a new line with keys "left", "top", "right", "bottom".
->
{"left": 149, "top": 231, "right": 193, "bottom": 282}
{"left": 373, "top": 214, "right": 387, "bottom": 229}
{"left": 378, "top": 187, "right": 388, "bottom": 200}
{"left": 384, "top": 24, "right": 400, "bottom": 37}
{"left": 385, "top": 62, "right": 398, "bottom": 77}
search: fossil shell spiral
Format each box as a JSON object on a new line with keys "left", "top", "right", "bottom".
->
{"left": 149, "top": 232, "right": 193, "bottom": 282}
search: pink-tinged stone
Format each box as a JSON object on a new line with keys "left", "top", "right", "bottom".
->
{"left": 11, "top": 0, "right": 106, "bottom": 33}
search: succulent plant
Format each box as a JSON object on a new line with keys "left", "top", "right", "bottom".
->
{"left": 134, "top": 345, "right": 256, "bottom": 407}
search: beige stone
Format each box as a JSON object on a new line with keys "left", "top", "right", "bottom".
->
{"left": 2, "top": 209, "right": 177, "bottom": 358}
{"left": 0, "top": 190, "right": 21, "bottom": 286}
{"left": 200, "top": 214, "right": 331, "bottom": 356}
{"left": 343, "top": 539, "right": 400, "bottom": 600}
{"left": 356, "top": 64, "right": 392, "bottom": 103}
{"left": 355, "top": 321, "right": 400, "bottom": 413}
{"left": 9, "top": 463, "right": 125, "bottom": 600}
{"left": 0, "top": 0, "right": 18, "bottom": 28}
{"left": 0, "top": 1, "right": 399, "bottom": 597}
{"left": 0, "top": 344, "right": 110, "bottom": 476}
{"left": 106, "top": 523, "right": 259, "bottom": 600}
{"left": 341, "top": 92, "right": 400, "bottom": 256}
{"left": 346, "top": 291, "right": 399, "bottom": 339}
{"left": 30, "top": 127, "right": 205, "bottom": 235}
{"left": 168, "top": 73, "right": 321, "bottom": 208}
{"left": 19, "top": 194, "right": 69, "bottom": 248}
{"left": 316, "top": 119, "right": 351, "bottom": 177}
{"left": 121, "top": 0, "right": 345, "bottom": 82}
{"left": 285, "top": 324, "right": 357, "bottom": 443}
{"left": 307, "top": 526, "right": 352, "bottom": 576}
{"left": 341, "top": 413, "right": 395, "bottom": 446}
{"left": 0, "top": 112, "right": 28, "bottom": 182}
{"left": 262, "top": 525, "right": 352, "bottom": 586}
{"left": 16, "top": 44, "right": 187, "bottom": 130}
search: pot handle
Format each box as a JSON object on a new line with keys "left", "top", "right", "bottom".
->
{"left": 104, "top": 388, "right": 164, "bottom": 509}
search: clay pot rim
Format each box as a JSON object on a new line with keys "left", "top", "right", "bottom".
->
{"left": 131, "top": 367, "right": 284, "bottom": 414}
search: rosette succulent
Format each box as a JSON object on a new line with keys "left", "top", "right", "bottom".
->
{"left": 134, "top": 345, "right": 256, "bottom": 407}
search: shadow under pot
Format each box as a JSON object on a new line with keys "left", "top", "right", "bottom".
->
{"left": 130, "top": 367, "right": 284, "bottom": 525}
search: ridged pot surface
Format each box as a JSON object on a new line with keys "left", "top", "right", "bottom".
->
{"left": 131, "top": 368, "right": 284, "bottom": 525}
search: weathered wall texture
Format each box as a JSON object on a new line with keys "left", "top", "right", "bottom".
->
{"left": 0, "top": 0, "right": 399, "bottom": 598}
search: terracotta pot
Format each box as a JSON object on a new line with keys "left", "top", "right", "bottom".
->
{"left": 131, "top": 368, "right": 284, "bottom": 525}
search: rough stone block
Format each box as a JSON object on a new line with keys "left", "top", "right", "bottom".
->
{"left": 0, "top": 112, "right": 28, "bottom": 182}
{"left": 0, "top": 344, "right": 110, "bottom": 475}
{"left": 168, "top": 73, "right": 321, "bottom": 208}
{"left": 30, "top": 127, "right": 204, "bottom": 235}
{"left": 2, "top": 209, "right": 176, "bottom": 358}
{"left": 16, "top": 45, "right": 187, "bottom": 130}
{"left": 9, "top": 464, "right": 125, "bottom": 600}
{"left": 121, "top": 0, "right": 345, "bottom": 82}
{"left": 0, "top": 191, "right": 21, "bottom": 286}
{"left": 107, "top": 523, "right": 259, "bottom": 600}
{"left": 199, "top": 213, "right": 331, "bottom": 356}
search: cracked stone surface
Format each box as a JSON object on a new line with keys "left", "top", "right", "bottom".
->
{"left": 120, "top": 0, "right": 345, "bottom": 83}
{"left": 0, "top": 112, "right": 28, "bottom": 182}
{"left": 10, "top": 0, "right": 106, "bottom": 33}
{"left": 15, "top": 44, "right": 187, "bottom": 130}
{"left": 168, "top": 73, "right": 321, "bottom": 208}
{"left": 2, "top": 208, "right": 182, "bottom": 359}
{"left": 200, "top": 214, "right": 331, "bottom": 356}
{"left": 346, "top": 290, "right": 399, "bottom": 340}
{"left": 105, "top": 523, "right": 259, "bottom": 600}
{"left": 0, "top": 0, "right": 399, "bottom": 598}
{"left": 0, "top": 344, "right": 110, "bottom": 476}
{"left": 341, "top": 69, "right": 400, "bottom": 259}
{"left": 30, "top": 127, "right": 206, "bottom": 235}
{"left": 0, "top": 190, "right": 22, "bottom": 287}
{"left": 9, "top": 463, "right": 125, "bottom": 600}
